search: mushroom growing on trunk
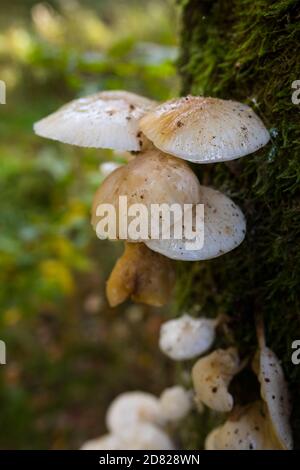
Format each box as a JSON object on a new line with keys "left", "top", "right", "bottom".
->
{"left": 106, "top": 242, "right": 175, "bottom": 307}
{"left": 140, "top": 95, "right": 270, "bottom": 163}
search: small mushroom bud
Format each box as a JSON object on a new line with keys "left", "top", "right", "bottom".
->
{"left": 91, "top": 149, "right": 202, "bottom": 241}
{"left": 145, "top": 186, "right": 246, "bottom": 260}
{"left": 159, "top": 314, "right": 217, "bottom": 360}
{"left": 253, "top": 318, "right": 293, "bottom": 450}
{"left": 140, "top": 95, "right": 270, "bottom": 163}
{"left": 205, "top": 401, "right": 280, "bottom": 450}
{"left": 106, "top": 242, "right": 175, "bottom": 307}
{"left": 106, "top": 391, "right": 164, "bottom": 435}
{"left": 192, "top": 347, "right": 240, "bottom": 412}
{"left": 159, "top": 386, "right": 192, "bottom": 422}
{"left": 34, "top": 90, "right": 156, "bottom": 151}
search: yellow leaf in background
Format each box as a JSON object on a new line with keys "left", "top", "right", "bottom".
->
{"left": 64, "top": 200, "right": 87, "bottom": 224}
{"left": 3, "top": 307, "right": 21, "bottom": 326}
{"left": 39, "top": 259, "right": 74, "bottom": 295}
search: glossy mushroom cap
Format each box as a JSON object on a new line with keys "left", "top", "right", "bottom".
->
{"left": 159, "top": 314, "right": 216, "bottom": 360}
{"left": 140, "top": 95, "right": 270, "bottom": 163}
{"left": 106, "top": 242, "right": 175, "bottom": 307}
{"left": 192, "top": 347, "right": 240, "bottom": 412}
{"left": 34, "top": 90, "right": 156, "bottom": 151}
{"left": 145, "top": 186, "right": 246, "bottom": 261}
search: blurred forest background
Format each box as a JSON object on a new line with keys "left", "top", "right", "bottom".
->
{"left": 0, "top": 0, "right": 180, "bottom": 449}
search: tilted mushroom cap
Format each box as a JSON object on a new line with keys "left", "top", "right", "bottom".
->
{"left": 106, "top": 391, "right": 164, "bottom": 435}
{"left": 34, "top": 90, "right": 156, "bottom": 151}
{"left": 91, "top": 149, "right": 202, "bottom": 240}
{"left": 81, "top": 434, "right": 123, "bottom": 450}
{"left": 159, "top": 386, "right": 192, "bottom": 422}
{"left": 205, "top": 402, "right": 280, "bottom": 450}
{"left": 145, "top": 186, "right": 246, "bottom": 261}
{"left": 254, "top": 346, "right": 293, "bottom": 450}
{"left": 140, "top": 95, "right": 270, "bottom": 163}
{"left": 106, "top": 242, "right": 175, "bottom": 307}
{"left": 159, "top": 314, "right": 216, "bottom": 360}
{"left": 192, "top": 347, "right": 240, "bottom": 412}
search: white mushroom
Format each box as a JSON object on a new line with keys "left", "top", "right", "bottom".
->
{"left": 145, "top": 186, "right": 246, "bottom": 260}
{"left": 192, "top": 347, "right": 240, "bottom": 412}
{"left": 140, "top": 95, "right": 270, "bottom": 163}
{"left": 106, "top": 391, "right": 164, "bottom": 436}
{"left": 91, "top": 149, "right": 202, "bottom": 241}
{"left": 205, "top": 401, "right": 280, "bottom": 450}
{"left": 159, "top": 386, "right": 192, "bottom": 422}
{"left": 34, "top": 90, "right": 156, "bottom": 151}
{"left": 254, "top": 318, "right": 293, "bottom": 450}
{"left": 159, "top": 314, "right": 217, "bottom": 360}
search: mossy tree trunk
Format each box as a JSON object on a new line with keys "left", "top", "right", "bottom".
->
{"left": 177, "top": 0, "right": 300, "bottom": 449}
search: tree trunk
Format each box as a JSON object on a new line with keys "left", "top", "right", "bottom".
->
{"left": 177, "top": 0, "right": 300, "bottom": 449}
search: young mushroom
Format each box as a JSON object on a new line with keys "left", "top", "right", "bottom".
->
{"left": 159, "top": 314, "right": 217, "bottom": 360}
{"left": 34, "top": 90, "right": 156, "bottom": 151}
{"left": 106, "top": 242, "right": 175, "bottom": 307}
{"left": 205, "top": 401, "right": 280, "bottom": 450}
{"left": 140, "top": 95, "right": 270, "bottom": 163}
{"left": 253, "top": 317, "right": 293, "bottom": 450}
{"left": 91, "top": 149, "right": 202, "bottom": 241}
{"left": 159, "top": 386, "right": 192, "bottom": 422}
{"left": 145, "top": 186, "right": 246, "bottom": 260}
{"left": 192, "top": 347, "right": 240, "bottom": 412}
{"left": 106, "top": 391, "right": 164, "bottom": 435}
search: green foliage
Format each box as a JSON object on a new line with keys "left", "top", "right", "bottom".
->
{"left": 0, "top": 0, "right": 178, "bottom": 449}
{"left": 178, "top": 0, "right": 300, "bottom": 448}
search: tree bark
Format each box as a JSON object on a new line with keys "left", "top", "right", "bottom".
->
{"left": 177, "top": 0, "right": 300, "bottom": 449}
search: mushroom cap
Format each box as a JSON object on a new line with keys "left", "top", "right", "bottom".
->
{"left": 106, "top": 242, "right": 175, "bottom": 307}
{"left": 34, "top": 90, "right": 156, "bottom": 151}
{"left": 106, "top": 391, "right": 163, "bottom": 435}
{"left": 121, "top": 422, "right": 175, "bottom": 450}
{"left": 145, "top": 186, "right": 246, "bottom": 261}
{"left": 159, "top": 386, "right": 192, "bottom": 422}
{"left": 205, "top": 402, "right": 280, "bottom": 450}
{"left": 81, "top": 434, "right": 123, "bottom": 450}
{"left": 140, "top": 95, "right": 270, "bottom": 163}
{"left": 91, "top": 149, "right": 202, "bottom": 240}
{"left": 257, "top": 346, "right": 293, "bottom": 450}
{"left": 159, "top": 314, "right": 216, "bottom": 360}
{"left": 192, "top": 347, "right": 240, "bottom": 412}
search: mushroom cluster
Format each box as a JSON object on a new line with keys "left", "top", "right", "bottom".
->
{"left": 159, "top": 313, "right": 293, "bottom": 450}
{"left": 34, "top": 89, "right": 269, "bottom": 307}
{"left": 34, "top": 89, "right": 288, "bottom": 452}
{"left": 81, "top": 386, "right": 192, "bottom": 450}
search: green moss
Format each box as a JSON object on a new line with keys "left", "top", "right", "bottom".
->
{"left": 177, "top": 0, "right": 300, "bottom": 449}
